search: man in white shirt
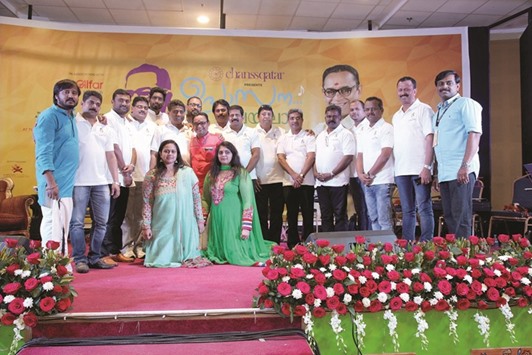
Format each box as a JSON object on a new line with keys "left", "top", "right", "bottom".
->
{"left": 277, "top": 108, "right": 316, "bottom": 248}
{"left": 209, "top": 99, "right": 231, "bottom": 134}
{"left": 392, "top": 76, "right": 435, "bottom": 241}
{"left": 186, "top": 96, "right": 202, "bottom": 125}
{"left": 222, "top": 105, "right": 260, "bottom": 180}
{"left": 357, "top": 97, "right": 394, "bottom": 231}
{"left": 254, "top": 105, "right": 285, "bottom": 244}
{"left": 147, "top": 87, "right": 169, "bottom": 126}
{"left": 314, "top": 104, "right": 355, "bottom": 232}
{"left": 348, "top": 100, "right": 371, "bottom": 231}
{"left": 150, "top": 99, "right": 191, "bottom": 168}
{"left": 71, "top": 91, "right": 120, "bottom": 273}
{"left": 101, "top": 89, "right": 137, "bottom": 263}
{"left": 122, "top": 96, "right": 157, "bottom": 259}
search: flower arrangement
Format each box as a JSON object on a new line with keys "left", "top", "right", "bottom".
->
{"left": 0, "top": 238, "right": 76, "bottom": 355}
{"left": 254, "top": 234, "right": 532, "bottom": 353}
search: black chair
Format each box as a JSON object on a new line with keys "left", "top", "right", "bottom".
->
{"left": 488, "top": 176, "right": 532, "bottom": 237}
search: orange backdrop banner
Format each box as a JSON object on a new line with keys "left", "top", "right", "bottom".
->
{"left": 0, "top": 19, "right": 465, "bottom": 194}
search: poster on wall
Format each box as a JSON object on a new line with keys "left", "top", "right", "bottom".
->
{"left": 0, "top": 18, "right": 466, "bottom": 193}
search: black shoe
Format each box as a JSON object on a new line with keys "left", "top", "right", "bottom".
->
{"left": 75, "top": 262, "right": 89, "bottom": 274}
{"left": 89, "top": 259, "right": 115, "bottom": 269}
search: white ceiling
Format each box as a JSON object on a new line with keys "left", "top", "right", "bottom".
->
{"left": 0, "top": 0, "right": 530, "bottom": 32}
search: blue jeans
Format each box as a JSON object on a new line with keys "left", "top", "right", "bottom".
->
{"left": 70, "top": 185, "right": 111, "bottom": 264}
{"left": 363, "top": 183, "right": 393, "bottom": 231}
{"left": 439, "top": 173, "right": 475, "bottom": 239}
{"left": 395, "top": 175, "right": 434, "bottom": 241}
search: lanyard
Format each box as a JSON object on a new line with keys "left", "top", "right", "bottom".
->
{"left": 435, "top": 97, "right": 459, "bottom": 127}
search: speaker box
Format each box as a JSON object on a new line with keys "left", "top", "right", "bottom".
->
{"left": 306, "top": 230, "right": 396, "bottom": 254}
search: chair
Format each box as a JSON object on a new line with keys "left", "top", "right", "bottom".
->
{"left": 488, "top": 176, "right": 532, "bottom": 237}
{"left": 436, "top": 179, "right": 489, "bottom": 237}
{"left": 0, "top": 178, "right": 36, "bottom": 238}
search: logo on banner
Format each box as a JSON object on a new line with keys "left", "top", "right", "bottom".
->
{"left": 11, "top": 164, "right": 23, "bottom": 174}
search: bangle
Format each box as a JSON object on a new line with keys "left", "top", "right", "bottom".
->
{"left": 299, "top": 173, "right": 304, "bottom": 178}
{"left": 423, "top": 164, "right": 432, "bottom": 170}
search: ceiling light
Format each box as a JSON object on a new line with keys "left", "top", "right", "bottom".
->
{"left": 197, "top": 16, "right": 209, "bottom": 24}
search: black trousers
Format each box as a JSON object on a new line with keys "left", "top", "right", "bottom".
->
{"left": 316, "top": 185, "right": 349, "bottom": 232}
{"left": 101, "top": 186, "right": 129, "bottom": 256}
{"left": 255, "top": 182, "right": 284, "bottom": 244}
{"left": 283, "top": 185, "right": 315, "bottom": 249}
{"left": 349, "top": 177, "right": 371, "bottom": 230}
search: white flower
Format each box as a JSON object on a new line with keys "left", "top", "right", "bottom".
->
{"left": 343, "top": 294, "right": 352, "bottom": 304}
{"left": 445, "top": 274, "right": 453, "bottom": 280}
{"left": 528, "top": 268, "right": 532, "bottom": 276}
{"left": 383, "top": 310, "right": 400, "bottom": 352}
{"left": 481, "top": 284, "right": 487, "bottom": 292}
{"left": 358, "top": 276, "right": 367, "bottom": 284}
{"left": 353, "top": 314, "right": 366, "bottom": 350}
{"left": 414, "top": 310, "right": 429, "bottom": 350}
{"left": 293, "top": 264, "right": 304, "bottom": 269}
{"left": 413, "top": 296, "right": 423, "bottom": 305}
{"left": 391, "top": 282, "right": 397, "bottom": 291}
{"left": 411, "top": 268, "right": 420, "bottom": 274}
{"left": 325, "top": 272, "right": 332, "bottom": 278}
{"left": 14, "top": 269, "right": 23, "bottom": 276}
{"left": 347, "top": 274, "right": 355, "bottom": 282}
{"left": 423, "top": 282, "right": 432, "bottom": 292}
{"left": 521, "top": 277, "right": 531, "bottom": 285}
{"left": 450, "top": 295, "right": 457, "bottom": 304}
{"left": 314, "top": 299, "right": 322, "bottom": 307}
{"left": 445, "top": 310, "right": 460, "bottom": 344}
{"left": 21, "top": 270, "right": 31, "bottom": 279}
{"left": 464, "top": 275, "right": 473, "bottom": 284}
{"left": 282, "top": 276, "right": 290, "bottom": 282}
{"left": 372, "top": 272, "right": 380, "bottom": 279}
{"left": 434, "top": 291, "right": 443, "bottom": 300}
{"left": 385, "top": 264, "right": 395, "bottom": 271}
{"left": 342, "top": 266, "right": 350, "bottom": 272}
{"left": 306, "top": 274, "right": 314, "bottom": 279}
{"left": 499, "top": 303, "right": 517, "bottom": 344}
{"left": 23, "top": 297, "right": 34, "bottom": 308}
{"left": 403, "top": 278, "right": 412, "bottom": 286}
{"left": 493, "top": 269, "right": 502, "bottom": 277}
{"left": 330, "top": 311, "right": 348, "bottom": 352}
{"left": 292, "top": 289, "right": 303, "bottom": 299}
{"left": 356, "top": 263, "right": 364, "bottom": 269}
{"left": 362, "top": 297, "right": 371, "bottom": 308}
{"left": 42, "top": 281, "right": 54, "bottom": 291}
{"left": 478, "top": 259, "right": 485, "bottom": 266}
{"left": 328, "top": 264, "right": 337, "bottom": 271}
{"left": 4, "top": 295, "right": 15, "bottom": 304}
{"left": 498, "top": 255, "right": 509, "bottom": 261}
{"left": 429, "top": 298, "right": 438, "bottom": 306}
{"left": 377, "top": 292, "right": 388, "bottom": 303}
{"left": 14, "top": 316, "right": 25, "bottom": 330}
{"left": 400, "top": 293, "right": 410, "bottom": 303}
{"left": 326, "top": 287, "right": 335, "bottom": 298}
{"left": 319, "top": 267, "right": 326, "bottom": 272}
{"left": 474, "top": 311, "right": 491, "bottom": 347}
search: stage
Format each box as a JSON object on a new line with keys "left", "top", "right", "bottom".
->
{"left": 14, "top": 262, "right": 314, "bottom": 355}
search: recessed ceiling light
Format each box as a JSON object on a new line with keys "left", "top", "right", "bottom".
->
{"left": 197, "top": 15, "right": 209, "bottom": 24}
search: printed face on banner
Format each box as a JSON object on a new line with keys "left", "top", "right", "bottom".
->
{"left": 323, "top": 71, "right": 360, "bottom": 117}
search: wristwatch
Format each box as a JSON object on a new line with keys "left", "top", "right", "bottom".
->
{"left": 423, "top": 164, "right": 432, "bottom": 171}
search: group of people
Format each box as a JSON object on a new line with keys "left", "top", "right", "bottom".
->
{"left": 33, "top": 65, "right": 482, "bottom": 273}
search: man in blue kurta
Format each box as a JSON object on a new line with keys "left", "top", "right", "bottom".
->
{"left": 34, "top": 79, "right": 80, "bottom": 253}
{"left": 432, "top": 70, "right": 482, "bottom": 239}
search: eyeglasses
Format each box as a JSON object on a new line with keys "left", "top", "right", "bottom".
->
{"left": 323, "top": 85, "right": 358, "bottom": 98}
{"left": 188, "top": 102, "right": 202, "bottom": 108}
{"left": 134, "top": 105, "right": 148, "bottom": 110}
{"left": 193, "top": 121, "right": 208, "bottom": 126}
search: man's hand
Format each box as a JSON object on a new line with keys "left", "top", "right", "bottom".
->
{"left": 241, "top": 229, "right": 250, "bottom": 240}
{"left": 110, "top": 183, "right": 120, "bottom": 199}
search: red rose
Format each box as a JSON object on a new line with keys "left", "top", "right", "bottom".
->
{"left": 413, "top": 245, "right": 422, "bottom": 254}
{"left": 366, "top": 280, "right": 378, "bottom": 293}
{"left": 281, "top": 303, "right": 291, "bottom": 316}
{"left": 381, "top": 255, "right": 393, "bottom": 265}
{"left": 455, "top": 269, "right": 467, "bottom": 279}
{"left": 40, "top": 276, "right": 53, "bottom": 283}
{"left": 439, "top": 251, "right": 451, "bottom": 259}
{"left": 512, "top": 234, "right": 522, "bottom": 242}
{"left": 477, "top": 301, "right": 488, "bottom": 310}
{"left": 405, "top": 301, "right": 418, "bottom": 312}
{"left": 424, "top": 250, "right": 435, "bottom": 261}
{"left": 346, "top": 252, "right": 356, "bottom": 263}
{"left": 53, "top": 285, "right": 62, "bottom": 293}
{"left": 387, "top": 270, "right": 400, "bottom": 282}
{"left": 438, "top": 280, "right": 452, "bottom": 295}
{"left": 272, "top": 245, "right": 285, "bottom": 255}
{"left": 294, "top": 305, "right": 307, "bottom": 316}
{"left": 314, "top": 273, "right": 326, "bottom": 285}
{"left": 4, "top": 238, "right": 18, "bottom": 248}
{"left": 469, "top": 235, "right": 479, "bottom": 245}
{"left": 508, "top": 257, "right": 519, "bottom": 266}
{"left": 290, "top": 267, "right": 305, "bottom": 279}
{"left": 266, "top": 269, "right": 279, "bottom": 280}
{"left": 305, "top": 293, "right": 315, "bottom": 305}
{"left": 355, "top": 236, "right": 366, "bottom": 244}
{"left": 433, "top": 236, "right": 446, "bottom": 246}
{"left": 396, "top": 282, "right": 410, "bottom": 294}
{"left": 326, "top": 296, "right": 340, "bottom": 310}
{"left": 333, "top": 283, "right": 345, "bottom": 296}
{"left": 262, "top": 266, "right": 271, "bottom": 277}
{"left": 520, "top": 238, "right": 530, "bottom": 248}
{"left": 24, "top": 278, "right": 40, "bottom": 292}
{"left": 471, "top": 280, "right": 483, "bottom": 295}
{"left": 362, "top": 256, "right": 372, "bottom": 266}
{"left": 8, "top": 298, "right": 25, "bottom": 315}
{"left": 495, "top": 277, "right": 507, "bottom": 288}
{"left": 264, "top": 298, "right": 273, "bottom": 308}
{"left": 486, "top": 287, "right": 500, "bottom": 301}
{"left": 435, "top": 299, "right": 450, "bottom": 311}
{"left": 378, "top": 280, "right": 392, "bottom": 293}
{"left": 318, "top": 254, "right": 330, "bottom": 266}
{"left": 46, "top": 240, "right": 60, "bottom": 250}
{"left": 347, "top": 284, "right": 359, "bottom": 295}
{"left": 294, "top": 245, "right": 308, "bottom": 255}
{"left": 277, "top": 282, "right": 292, "bottom": 296}
{"left": 498, "top": 234, "right": 510, "bottom": 244}
{"left": 404, "top": 252, "right": 415, "bottom": 262}
{"left": 421, "top": 301, "right": 432, "bottom": 313}
{"left": 1, "top": 313, "right": 16, "bottom": 325}
{"left": 456, "top": 283, "right": 469, "bottom": 296}
{"left": 484, "top": 278, "right": 495, "bottom": 287}
{"left": 445, "top": 234, "right": 456, "bottom": 243}
{"left": 517, "top": 297, "right": 528, "bottom": 307}
{"left": 277, "top": 268, "right": 288, "bottom": 276}
{"left": 511, "top": 271, "right": 523, "bottom": 281}
{"left": 433, "top": 267, "right": 447, "bottom": 279}
{"left": 396, "top": 239, "right": 408, "bottom": 249}
{"left": 3, "top": 282, "right": 22, "bottom": 295}
{"left": 496, "top": 297, "right": 507, "bottom": 308}
{"left": 29, "top": 240, "right": 42, "bottom": 249}
{"left": 354, "top": 301, "right": 364, "bottom": 312}
{"left": 56, "top": 264, "right": 69, "bottom": 277}
{"left": 389, "top": 297, "right": 403, "bottom": 311}
{"left": 336, "top": 303, "right": 348, "bottom": 315}
{"left": 26, "top": 252, "right": 41, "bottom": 265}
{"left": 369, "top": 300, "right": 382, "bottom": 313}
{"left": 23, "top": 312, "right": 38, "bottom": 328}
{"left": 412, "top": 282, "right": 424, "bottom": 293}
{"left": 313, "top": 285, "right": 327, "bottom": 300}
{"left": 5, "top": 264, "right": 20, "bottom": 275}
{"left": 456, "top": 298, "right": 471, "bottom": 310}
{"left": 316, "top": 239, "right": 330, "bottom": 248}
{"left": 334, "top": 255, "right": 347, "bottom": 266}
{"left": 456, "top": 255, "right": 468, "bottom": 266}
{"left": 420, "top": 273, "right": 432, "bottom": 283}
{"left": 505, "top": 287, "right": 516, "bottom": 297}
{"left": 333, "top": 269, "right": 347, "bottom": 281}
{"left": 467, "top": 290, "right": 477, "bottom": 300}
{"left": 359, "top": 286, "right": 371, "bottom": 298}
{"left": 313, "top": 307, "right": 326, "bottom": 318}
{"left": 403, "top": 269, "right": 413, "bottom": 279}
{"left": 486, "top": 237, "right": 496, "bottom": 245}
{"left": 383, "top": 243, "right": 393, "bottom": 252}
{"left": 283, "top": 250, "right": 295, "bottom": 261}
{"left": 332, "top": 244, "right": 345, "bottom": 253}
{"left": 39, "top": 297, "right": 56, "bottom": 312}
{"left": 302, "top": 253, "right": 318, "bottom": 264}
{"left": 471, "top": 269, "right": 482, "bottom": 279}
{"left": 296, "top": 281, "right": 311, "bottom": 294}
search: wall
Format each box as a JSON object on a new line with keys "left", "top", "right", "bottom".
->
{"left": 490, "top": 38, "right": 523, "bottom": 209}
